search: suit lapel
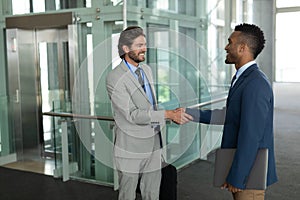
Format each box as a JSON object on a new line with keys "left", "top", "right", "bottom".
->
{"left": 121, "top": 62, "right": 151, "bottom": 102}
{"left": 227, "top": 64, "right": 258, "bottom": 102}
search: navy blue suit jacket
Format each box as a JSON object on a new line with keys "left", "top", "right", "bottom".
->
{"left": 186, "top": 64, "right": 278, "bottom": 189}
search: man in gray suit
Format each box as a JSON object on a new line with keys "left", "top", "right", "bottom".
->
{"left": 106, "top": 26, "right": 192, "bottom": 200}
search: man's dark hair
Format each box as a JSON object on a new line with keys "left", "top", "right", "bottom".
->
{"left": 234, "top": 23, "right": 265, "bottom": 59}
{"left": 118, "top": 26, "right": 146, "bottom": 59}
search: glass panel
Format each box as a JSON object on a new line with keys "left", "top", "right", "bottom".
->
{"left": 207, "top": 0, "right": 230, "bottom": 96}
{"left": 50, "top": 111, "right": 114, "bottom": 185}
{"left": 86, "top": 0, "right": 92, "bottom": 7}
{"left": 146, "top": 0, "right": 196, "bottom": 15}
{"left": 55, "top": 0, "right": 86, "bottom": 9}
{"left": 147, "top": 0, "right": 169, "bottom": 10}
{"left": 39, "top": 42, "right": 53, "bottom": 153}
{"left": 105, "top": 0, "right": 138, "bottom": 6}
{"left": 0, "top": 105, "right": 1, "bottom": 151}
{"left": 33, "top": 0, "right": 45, "bottom": 12}
{"left": 12, "top": 0, "right": 89, "bottom": 14}
{"left": 147, "top": 26, "right": 204, "bottom": 166}
{"left": 0, "top": 98, "right": 12, "bottom": 156}
{"left": 276, "top": 12, "right": 300, "bottom": 82}
{"left": 216, "top": 0, "right": 225, "bottom": 20}
{"left": 12, "top": 0, "right": 30, "bottom": 14}
{"left": 12, "top": 0, "right": 49, "bottom": 13}
{"left": 178, "top": 0, "right": 196, "bottom": 15}
{"left": 277, "top": 0, "right": 300, "bottom": 8}
{"left": 93, "top": 61, "right": 114, "bottom": 185}
{"left": 39, "top": 40, "right": 72, "bottom": 155}
{"left": 153, "top": 31, "right": 170, "bottom": 104}
{"left": 203, "top": 0, "right": 229, "bottom": 157}
{"left": 61, "top": 34, "right": 114, "bottom": 184}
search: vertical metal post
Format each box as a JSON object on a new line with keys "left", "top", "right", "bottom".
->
{"left": 29, "top": 0, "right": 33, "bottom": 13}
{"left": 123, "top": 0, "right": 127, "bottom": 29}
{"left": 61, "top": 120, "right": 69, "bottom": 181}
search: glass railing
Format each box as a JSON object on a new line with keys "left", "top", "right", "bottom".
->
{"left": 42, "top": 94, "right": 226, "bottom": 186}
{"left": 43, "top": 109, "right": 115, "bottom": 185}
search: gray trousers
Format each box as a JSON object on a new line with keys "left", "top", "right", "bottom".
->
{"left": 115, "top": 151, "right": 162, "bottom": 200}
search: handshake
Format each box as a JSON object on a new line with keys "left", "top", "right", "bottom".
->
{"left": 165, "top": 108, "right": 194, "bottom": 125}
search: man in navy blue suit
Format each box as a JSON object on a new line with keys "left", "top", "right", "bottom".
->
{"left": 184, "top": 23, "right": 278, "bottom": 200}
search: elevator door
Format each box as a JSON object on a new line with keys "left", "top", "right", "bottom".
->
{"left": 6, "top": 27, "right": 73, "bottom": 162}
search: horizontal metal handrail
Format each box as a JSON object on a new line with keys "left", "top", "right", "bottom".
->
{"left": 43, "top": 97, "right": 227, "bottom": 121}
{"left": 187, "top": 96, "right": 227, "bottom": 109}
{"left": 43, "top": 111, "right": 114, "bottom": 121}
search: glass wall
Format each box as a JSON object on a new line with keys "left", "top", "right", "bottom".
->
{"left": 0, "top": 0, "right": 252, "bottom": 187}
{"left": 207, "top": 0, "right": 230, "bottom": 97}
{"left": 145, "top": 25, "right": 201, "bottom": 166}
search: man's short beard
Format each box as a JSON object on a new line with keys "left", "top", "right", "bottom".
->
{"left": 225, "top": 59, "right": 232, "bottom": 64}
{"left": 128, "top": 51, "right": 145, "bottom": 63}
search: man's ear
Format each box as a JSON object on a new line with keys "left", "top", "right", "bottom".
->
{"left": 239, "top": 43, "right": 246, "bottom": 53}
{"left": 122, "top": 45, "right": 130, "bottom": 54}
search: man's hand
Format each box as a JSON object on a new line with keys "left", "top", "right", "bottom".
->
{"left": 165, "top": 108, "right": 193, "bottom": 124}
{"left": 221, "top": 182, "right": 242, "bottom": 193}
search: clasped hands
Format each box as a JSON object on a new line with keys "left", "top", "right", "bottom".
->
{"left": 165, "top": 107, "right": 193, "bottom": 125}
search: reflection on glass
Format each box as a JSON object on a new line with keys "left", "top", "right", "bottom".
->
{"left": 277, "top": 0, "right": 300, "bottom": 8}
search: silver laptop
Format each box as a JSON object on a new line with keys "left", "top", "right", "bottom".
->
{"left": 213, "top": 148, "right": 268, "bottom": 190}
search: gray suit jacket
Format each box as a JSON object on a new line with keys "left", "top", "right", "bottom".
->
{"left": 106, "top": 61, "right": 165, "bottom": 159}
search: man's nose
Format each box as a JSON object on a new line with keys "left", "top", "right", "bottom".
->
{"left": 141, "top": 45, "right": 147, "bottom": 51}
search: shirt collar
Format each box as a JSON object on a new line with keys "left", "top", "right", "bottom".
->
{"left": 235, "top": 60, "right": 256, "bottom": 79}
{"left": 123, "top": 59, "right": 139, "bottom": 73}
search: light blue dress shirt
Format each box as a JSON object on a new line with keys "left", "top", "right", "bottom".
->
{"left": 124, "top": 60, "right": 155, "bottom": 106}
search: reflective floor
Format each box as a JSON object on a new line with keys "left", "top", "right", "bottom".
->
{"left": 3, "top": 159, "right": 55, "bottom": 176}
{"left": 2, "top": 148, "right": 56, "bottom": 176}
